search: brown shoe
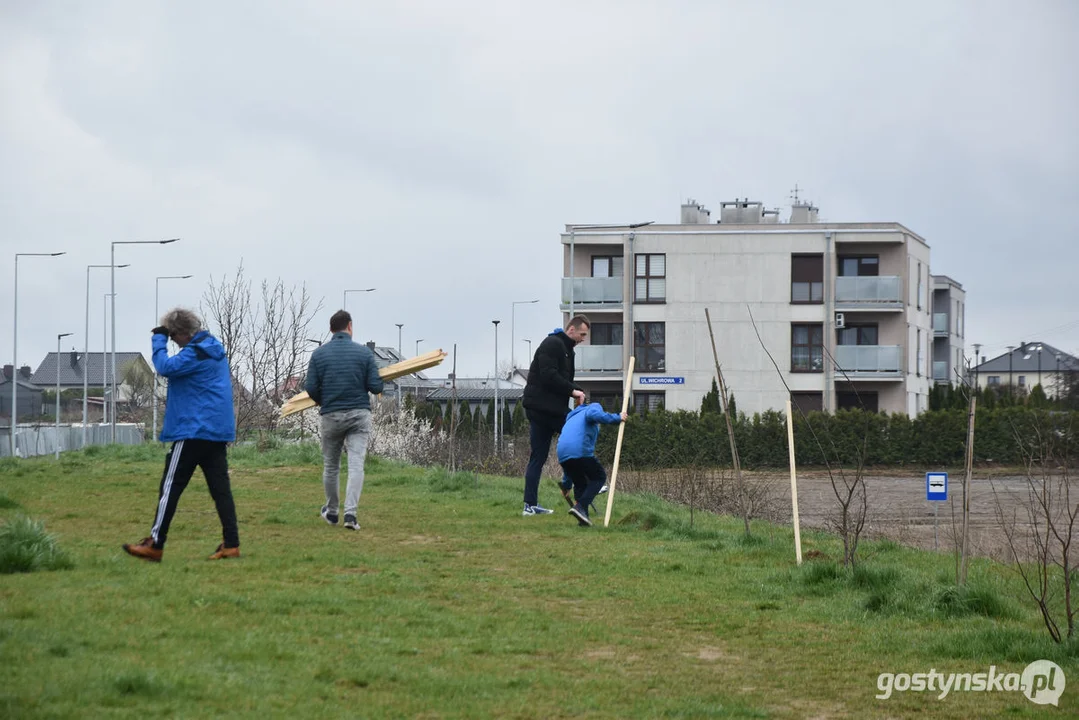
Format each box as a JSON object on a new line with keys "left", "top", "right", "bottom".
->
{"left": 208, "top": 543, "right": 240, "bottom": 560}
{"left": 122, "top": 537, "right": 163, "bottom": 562}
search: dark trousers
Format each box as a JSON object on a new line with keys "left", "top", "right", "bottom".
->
{"left": 560, "top": 456, "right": 607, "bottom": 513}
{"left": 523, "top": 409, "right": 567, "bottom": 506}
{"left": 149, "top": 439, "right": 239, "bottom": 550}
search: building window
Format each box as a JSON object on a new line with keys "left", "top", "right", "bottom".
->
{"left": 792, "top": 392, "right": 823, "bottom": 414}
{"left": 592, "top": 255, "right": 624, "bottom": 278}
{"left": 1017, "top": 375, "right": 1026, "bottom": 387}
{"left": 837, "top": 324, "right": 878, "bottom": 346}
{"left": 634, "top": 322, "right": 665, "bottom": 372}
{"left": 987, "top": 376, "right": 1001, "bottom": 386}
{"left": 791, "top": 254, "right": 823, "bottom": 303}
{"left": 837, "top": 391, "right": 879, "bottom": 412}
{"left": 838, "top": 256, "right": 879, "bottom": 277}
{"left": 633, "top": 392, "right": 665, "bottom": 414}
{"left": 591, "top": 322, "right": 623, "bottom": 346}
{"left": 917, "top": 261, "right": 924, "bottom": 311}
{"left": 589, "top": 393, "right": 621, "bottom": 412}
{"left": 916, "top": 329, "right": 922, "bottom": 377}
{"left": 634, "top": 254, "right": 666, "bottom": 303}
{"left": 791, "top": 323, "right": 824, "bottom": 372}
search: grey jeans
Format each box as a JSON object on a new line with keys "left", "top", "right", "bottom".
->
{"left": 320, "top": 408, "right": 373, "bottom": 518}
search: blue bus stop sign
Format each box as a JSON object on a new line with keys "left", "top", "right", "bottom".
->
{"left": 926, "top": 472, "right": 948, "bottom": 502}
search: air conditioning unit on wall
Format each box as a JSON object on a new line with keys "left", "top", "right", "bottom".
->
{"left": 835, "top": 312, "right": 845, "bottom": 329}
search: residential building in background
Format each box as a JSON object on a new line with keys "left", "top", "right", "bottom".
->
{"left": 930, "top": 275, "right": 966, "bottom": 386}
{"left": 971, "top": 342, "right": 1079, "bottom": 397}
{"left": 561, "top": 194, "right": 965, "bottom": 417}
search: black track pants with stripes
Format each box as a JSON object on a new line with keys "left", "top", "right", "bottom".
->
{"left": 149, "top": 439, "right": 239, "bottom": 550}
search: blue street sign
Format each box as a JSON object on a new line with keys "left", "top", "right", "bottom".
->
{"left": 639, "top": 377, "right": 685, "bottom": 385}
{"left": 926, "top": 472, "right": 948, "bottom": 502}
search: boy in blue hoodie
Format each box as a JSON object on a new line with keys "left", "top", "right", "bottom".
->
{"left": 556, "top": 398, "right": 627, "bottom": 526}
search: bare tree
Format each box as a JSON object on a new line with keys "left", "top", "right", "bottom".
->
{"left": 121, "top": 361, "right": 154, "bottom": 413}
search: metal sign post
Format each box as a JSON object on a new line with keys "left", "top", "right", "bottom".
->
{"left": 926, "top": 472, "right": 948, "bottom": 550}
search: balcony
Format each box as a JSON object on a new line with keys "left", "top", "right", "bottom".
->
{"left": 933, "top": 313, "right": 949, "bottom": 335}
{"left": 834, "top": 345, "right": 902, "bottom": 377}
{"left": 575, "top": 345, "right": 623, "bottom": 373}
{"left": 561, "top": 277, "right": 623, "bottom": 310}
{"left": 933, "top": 360, "right": 949, "bottom": 382}
{"left": 834, "top": 276, "right": 902, "bottom": 310}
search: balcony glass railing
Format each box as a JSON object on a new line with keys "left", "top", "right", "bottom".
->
{"left": 835, "top": 275, "right": 902, "bottom": 303}
{"left": 576, "top": 345, "right": 624, "bottom": 372}
{"left": 933, "top": 313, "right": 948, "bottom": 333}
{"left": 834, "top": 345, "right": 901, "bottom": 373}
{"left": 933, "top": 361, "right": 948, "bottom": 381}
{"left": 562, "top": 277, "right": 623, "bottom": 305}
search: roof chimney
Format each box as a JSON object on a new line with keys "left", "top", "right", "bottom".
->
{"left": 19, "top": 366, "right": 31, "bottom": 379}
{"left": 70, "top": 350, "right": 80, "bottom": 369}
{"left": 2, "top": 365, "right": 11, "bottom": 380}
{"left": 790, "top": 200, "right": 819, "bottom": 223}
{"left": 366, "top": 341, "right": 376, "bottom": 350}
{"left": 679, "top": 199, "right": 711, "bottom": 224}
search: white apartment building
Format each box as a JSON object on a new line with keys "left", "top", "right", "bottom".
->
{"left": 561, "top": 196, "right": 960, "bottom": 417}
{"left": 930, "top": 275, "right": 966, "bottom": 386}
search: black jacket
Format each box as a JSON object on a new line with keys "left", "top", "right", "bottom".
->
{"left": 523, "top": 329, "right": 582, "bottom": 418}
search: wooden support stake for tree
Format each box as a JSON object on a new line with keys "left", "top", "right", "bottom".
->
{"left": 785, "top": 399, "right": 803, "bottom": 565}
{"left": 705, "top": 308, "right": 749, "bottom": 536}
{"left": 959, "top": 393, "right": 976, "bottom": 586}
{"left": 603, "top": 356, "right": 635, "bottom": 528}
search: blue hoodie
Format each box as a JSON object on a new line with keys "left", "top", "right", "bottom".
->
{"left": 557, "top": 402, "right": 623, "bottom": 462}
{"left": 152, "top": 330, "right": 236, "bottom": 443}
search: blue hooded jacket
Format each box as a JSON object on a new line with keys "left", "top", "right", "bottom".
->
{"left": 557, "top": 402, "right": 623, "bottom": 462}
{"left": 152, "top": 330, "right": 236, "bottom": 443}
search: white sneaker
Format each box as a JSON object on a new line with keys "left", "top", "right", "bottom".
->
{"left": 598, "top": 484, "right": 609, "bottom": 494}
{"left": 522, "top": 503, "right": 554, "bottom": 516}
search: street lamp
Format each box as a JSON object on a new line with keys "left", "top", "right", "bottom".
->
{"left": 412, "top": 339, "right": 424, "bottom": 405}
{"left": 415, "top": 339, "right": 424, "bottom": 356}
{"left": 55, "top": 332, "right": 73, "bottom": 459}
{"left": 12, "top": 251, "right": 66, "bottom": 457}
{"left": 343, "top": 288, "right": 376, "bottom": 312}
{"left": 84, "top": 264, "right": 129, "bottom": 447}
{"left": 511, "top": 299, "right": 539, "bottom": 370}
{"left": 103, "top": 294, "right": 112, "bottom": 423}
{"left": 395, "top": 323, "right": 404, "bottom": 406}
{"left": 152, "top": 274, "right": 193, "bottom": 442}
{"left": 111, "top": 238, "right": 178, "bottom": 441}
{"left": 1006, "top": 345, "right": 1015, "bottom": 398}
{"left": 523, "top": 338, "right": 532, "bottom": 364}
{"left": 492, "top": 320, "right": 501, "bottom": 454}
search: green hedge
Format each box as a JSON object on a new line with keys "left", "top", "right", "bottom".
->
{"left": 593, "top": 406, "right": 1078, "bottom": 469}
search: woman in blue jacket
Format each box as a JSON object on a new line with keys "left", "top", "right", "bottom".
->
{"left": 123, "top": 308, "right": 239, "bottom": 562}
{"left": 556, "top": 400, "right": 627, "bottom": 526}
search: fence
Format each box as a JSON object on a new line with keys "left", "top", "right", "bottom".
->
{"left": 0, "top": 423, "right": 145, "bottom": 459}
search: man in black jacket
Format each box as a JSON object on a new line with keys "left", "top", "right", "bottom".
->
{"left": 520, "top": 315, "right": 589, "bottom": 515}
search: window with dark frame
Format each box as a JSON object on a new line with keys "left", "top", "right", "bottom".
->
{"left": 634, "top": 254, "right": 666, "bottom": 303}
{"left": 791, "top": 323, "right": 824, "bottom": 372}
{"left": 988, "top": 376, "right": 1002, "bottom": 386}
{"left": 591, "top": 255, "right": 624, "bottom": 278}
{"left": 838, "top": 256, "right": 880, "bottom": 277}
{"left": 791, "top": 254, "right": 823, "bottom": 303}
{"left": 791, "top": 392, "right": 823, "bottom": 414}
{"left": 837, "top": 391, "right": 878, "bottom": 412}
{"left": 836, "top": 324, "right": 878, "bottom": 346}
{"left": 590, "top": 322, "right": 623, "bottom": 346}
{"left": 633, "top": 392, "right": 665, "bottom": 414}
{"left": 634, "top": 322, "right": 665, "bottom": 372}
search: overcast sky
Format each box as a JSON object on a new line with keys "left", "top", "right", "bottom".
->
{"left": 2, "top": 0, "right": 1077, "bottom": 384}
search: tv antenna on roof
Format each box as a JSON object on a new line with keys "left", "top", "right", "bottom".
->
{"left": 790, "top": 184, "right": 803, "bottom": 204}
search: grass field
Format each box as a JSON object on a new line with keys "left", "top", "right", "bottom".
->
{"left": 1, "top": 444, "right": 1077, "bottom": 718}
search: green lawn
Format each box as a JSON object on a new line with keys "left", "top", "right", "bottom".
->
{"left": 1, "top": 445, "right": 1076, "bottom": 718}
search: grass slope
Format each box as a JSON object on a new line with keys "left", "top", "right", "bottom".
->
{"left": 1, "top": 445, "right": 1076, "bottom": 718}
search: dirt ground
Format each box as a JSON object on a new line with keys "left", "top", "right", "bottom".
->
{"left": 618, "top": 467, "right": 1079, "bottom": 561}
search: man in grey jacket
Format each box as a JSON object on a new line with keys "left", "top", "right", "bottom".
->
{"left": 304, "top": 310, "right": 384, "bottom": 530}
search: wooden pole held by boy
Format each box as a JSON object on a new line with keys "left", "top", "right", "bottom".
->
{"left": 603, "top": 356, "right": 635, "bottom": 528}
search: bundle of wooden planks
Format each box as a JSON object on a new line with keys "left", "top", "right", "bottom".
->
{"left": 279, "top": 349, "right": 448, "bottom": 418}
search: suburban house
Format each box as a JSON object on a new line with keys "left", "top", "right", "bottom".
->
{"left": 971, "top": 342, "right": 1079, "bottom": 397}
{"left": 424, "top": 379, "right": 525, "bottom": 418}
{"left": 930, "top": 275, "right": 966, "bottom": 386}
{"left": 561, "top": 194, "right": 966, "bottom": 417}
{"left": 29, "top": 351, "right": 152, "bottom": 413}
{"left": 0, "top": 365, "right": 44, "bottom": 419}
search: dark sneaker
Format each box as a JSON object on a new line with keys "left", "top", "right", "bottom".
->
{"left": 122, "top": 536, "right": 163, "bottom": 562}
{"left": 320, "top": 506, "right": 338, "bottom": 526}
{"left": 569, "top": 504, "right": 592, "bottom": 527}
{"left": 208, "top": 543, "right": 240, "bottom": 560}
{"left": 343, "top": 515, "right": 360, "bottom": 531}
{"left": 522, "top": 503, "right": 554, "bottom": 516}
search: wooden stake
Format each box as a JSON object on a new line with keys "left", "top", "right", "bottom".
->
{"left": 785, "top": 400, "right": 803, "bottom": 565}
{"left": 603, "top": 356, "right": 635, "bottom": 528}
{"left": 959, "top": 394, "right": 976, "bottom": 585}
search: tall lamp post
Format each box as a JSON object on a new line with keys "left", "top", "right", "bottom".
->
{"left": 523, "top": 339, "right": 532, "bottom": 365}
{"left": 12, "top": 251, "right": 66, "bottom": 457}
{"left": 152, "top": 274, "right": 193, "bottom": 442}
{"left": 511, "top": 299, "right": 538, "bottom": 370}
{"left": 103, "top": 294, "right": 112, "bottom": 423}
{"left": 492, "top": 320, "right": 501, "bottom": 453}
{"left": 395, "top": 323, "right": 404, "bottom": 406}
{"left": 55, "top": 332, "right": 73, "bottom": 459}
{"left": 111, "top": 239, "right": 178, "bottom": 441}
{"left": 343, "top": 288, "right": 375, "bottom": 312}
{"left": 1006, "top": 345, "right": 1015, "bottom": 399}
{"left": 413, "top": 339, "right": 424, "bottom": 405}
{"left": 84, "top": 263, "right": 128, "bottom": 447}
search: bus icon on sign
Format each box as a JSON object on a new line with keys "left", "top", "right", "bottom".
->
{"left": 926, "top": 472, "right": 948, "bottom": 502}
